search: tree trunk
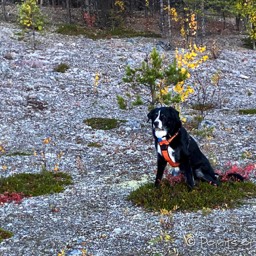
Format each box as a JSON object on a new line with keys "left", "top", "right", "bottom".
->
{"left": 252, "top": 24, "right": 256, "bottom": 50}
{"left": 2, "top": 0, "right": 8, "bottom": 21}
{"left": 84, "top": 0, "right": 90, "bottom": 12}
{"left": 167, "top": 0, "right": 171, "bottom": 40}
{"left": 159, "top": 0, "right": 164, "bottom": 36}
{"left": 235, "top": 15, "right": 241, "bottom": 31}
{"left": 222, "top": 12, "right": 226, "bottom": 30}
{"left": 97, "top": 0, "right": 112, "bottom": 28}
{"left": 66, "top": 0, "right": 71, "bottom": 23}
{"left": 200, "top": 0, "right": 205, "bottom": 42}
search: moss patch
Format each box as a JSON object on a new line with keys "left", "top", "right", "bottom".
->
{"left": 0, "top": 228, "right": 13, "bottom": 242}
{"left": 54, "top": 63, "right": 70, "bottom": 73}
{"left": 242, "top": 37, "right": 255, "bottom": 50}
{"left": 0, "top": 171, "right": 73, "bottom": 197}
{"left": 238, "top": 109, "right": 256, "bottom": 115}
{"left": 87, "top": 142, "right": 103, "bottom": 148}
{"left": 191, "top": 103, "right": 215, "bottom": 112}
{"left": 128, "top": 180, "right": 256, "bottom": 212}
{"left": 105, "top": 27, "right": 161, "bottom": 38}
{"left": 56, "top": 24, "right": 160, "bottom": 39}
{"left": 5, "top": 151, "right": 33, "bottom": 157}
{"left": 84, "top": 117, "right": 126, "bottom": 130}
{"left": 56, "top": 24, "right": 88, "bottom": 36}
{"left": 117, "top": 95, "right": 127, "bottom": 110}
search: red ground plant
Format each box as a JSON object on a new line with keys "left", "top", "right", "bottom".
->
{"left": 0, "top": 192, "right": 24, "bottom": 205}
{"left": 163, "top": 162, "right": 256, "bottom": 185}
{"left": 216, "top": 162, "right": 256, "bottom": 182}
{"left": 165, "top": 170, "right": 185, "bottom": 186}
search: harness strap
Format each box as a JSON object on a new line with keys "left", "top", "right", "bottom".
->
{"left": 159, "top": 131, "right": 180, "bottom": 167}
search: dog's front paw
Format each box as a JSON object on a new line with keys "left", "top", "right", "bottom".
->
{"left": 187, "top": 183, "right": 195, "bottom": 191}
{"left": 185, "top": 176, "right": 195, "bottom": 190}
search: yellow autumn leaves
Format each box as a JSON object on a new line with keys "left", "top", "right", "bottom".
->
{"left": 171, "top": 44, "right": 209, "bottom": 102}
{"left": 173, "top": 81, "right": 194, "bottom": 102}
{"left": 235, "top": 0, "right": 256, "bottom": 41}
{"left": 165, "top": 7, "right": 179, "bottom": 22}
{"left": 176, "top": 44, "right": 208, "bottom": 69}
{"left": 114, "top": 0, "right": 125, "bottom": 12}
{"left": 0, "top": 145, "right": 7, "bottom": 171}
{"left": 124, "top": 43, "right": 209, "bottom": 107}
{"left": 156, "top": 44, "right": 209, "bottom": 104}
{"left": 18, "top": 0, "right": 44, "bottom": 31}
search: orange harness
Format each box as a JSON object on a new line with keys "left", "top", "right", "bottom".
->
{"left": 158, "top": 131, "right": 180, "bottom": 167}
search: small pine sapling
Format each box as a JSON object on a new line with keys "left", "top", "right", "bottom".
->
{"left": 17, "top": 0, "right": 45, "bottom": 49}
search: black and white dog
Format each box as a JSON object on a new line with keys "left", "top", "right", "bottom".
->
{"left": 147, "top": 106, "right": 219, "bottom": 189}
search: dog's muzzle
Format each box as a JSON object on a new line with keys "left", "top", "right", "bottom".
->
{"left": 153, "top": 121, "right": 160, "bottom": 128}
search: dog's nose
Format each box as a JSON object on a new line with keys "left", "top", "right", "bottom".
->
{"left": 153, "top": 121, "right": 159, "bottom": 127}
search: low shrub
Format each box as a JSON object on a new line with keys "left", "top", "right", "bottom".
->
{"left": 132, "top": 95, "right": 144, "bottom": 106}
{"left": 56, "top": 24, "right": 87, "bottom": 36}
{"left": 87, "top": 142, "right": 103, "bottom": 148}
{"left": 54, "top": 63, "right": 70, "bottom": 73}
{"left": 117, "top": 95, "right": 127, "bottom": 110}
{"left": 128, "top": 179, "right": 256, "bottom": 212}
{"left": 84, "top": 117, "right": 126, "bottom": 130}
{"left": 0, "top": 228, "right": 13, "bottom": 242}
{"left": 238, "top": 109, "right": 256, "bottom": 115}
{"left": 56, "top": 24, "right": 160, "bottom": 39}
{"left": 0, "top": 171, "right": 72, "bottom": 197}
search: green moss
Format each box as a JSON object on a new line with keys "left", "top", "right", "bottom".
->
{"left": 242, "top": 37, "right": 255, "bottom": 50}
{"left": 84, "top": 117, "right": 126, "bottom": 130}
{"left": 87, "top": 142, "right": 103, "bottom": 148}
{"left": 54, "top": 63, "right": 70, "bottom": 73}
{"left": 132, "top": 95, "right": 143, "bottom": 106}
{"left": 56, "top": 24, "right": 161, "bottom": 39}
{"left": 0, "top": 171, "right": 73, "bottom": 196}
{"left": 0, "top": 228, "right": 13, "bottom": 242}
{"left": 56, "top": 24, "right": 88, "bottom": 36}
{"left": 106, "top": 28, "right": 161, "bottom": 38}
{"left": 5, "top": 151, "right": 33, "bottom": 157}
{"left": 191, "top": 103, "right": 215, "bottom": 112}
{"left": 238, "top": 109, "right": 256, "bottom": 115}
{"left": 117, "top": 95, "right": 127, "bottom": 110}
{"left": 128, "top": 180, "right": 256, "bottom": 212}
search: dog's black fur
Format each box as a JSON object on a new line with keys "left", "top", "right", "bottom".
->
{"left": 147, "top": 106, "right": 219, "bottom": 189}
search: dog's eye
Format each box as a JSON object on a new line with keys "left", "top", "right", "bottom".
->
{"left": 160, "top": 114, "right": 166, "bottom": 120}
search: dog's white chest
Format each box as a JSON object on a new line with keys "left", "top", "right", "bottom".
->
{"left": 157, "top": 143, "right": 176, "bottom": 163}
{"left": 155, "top": 130, "right": 167, "bottom": 138}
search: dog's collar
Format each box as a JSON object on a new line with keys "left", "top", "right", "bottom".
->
{"left": 158, "top": 131, "right": 180, "bottom": 167}
{"left": 158, "top": 130, "right": 179, "bottom": 144}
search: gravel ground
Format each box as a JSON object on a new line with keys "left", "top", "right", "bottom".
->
{"left": 0, "top": 22, "right": 256, "bottom": 256}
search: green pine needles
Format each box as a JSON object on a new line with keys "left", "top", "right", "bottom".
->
{"left": 17, "top": 0, "right": 45, "bottom": 49}
{"left": 18, "top": 0, "right": 44, "bottom": 31}
{"left": 123, "top": 47, "right": 189, "bottom": 108}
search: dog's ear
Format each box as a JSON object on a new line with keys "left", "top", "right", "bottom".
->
{"left": 168, "top": 106, "right": 181, "bottom": 130}
{"left": 147, "top": 108, "right": 158, "bottom": 122}
{"left": 168, "top": 106, "right": 180, "bottom": 118}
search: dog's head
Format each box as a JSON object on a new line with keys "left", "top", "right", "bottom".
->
{"left": 147, "top": 107, "right": 181, "bottom": 139}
